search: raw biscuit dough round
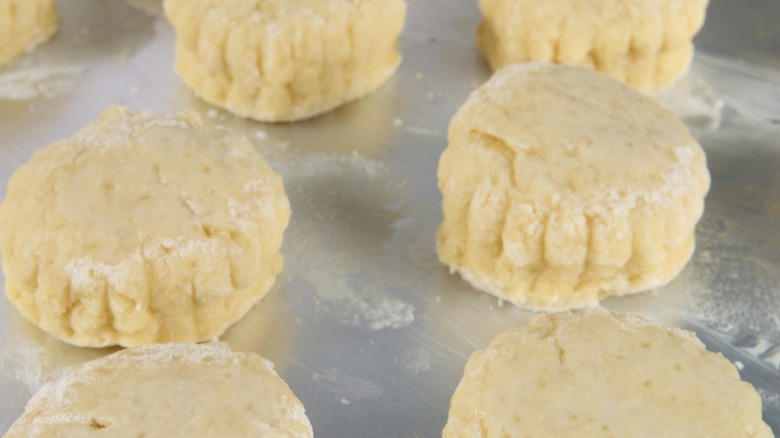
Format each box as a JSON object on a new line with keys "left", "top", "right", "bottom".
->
{"left": 477, "top": 0, "right": 709, "bottom": 92}
{"left": 164, "top": 0, "right": 407, "bottom": 122}
{"left": 0, "top": 0, "right": 58, "bottom": 67}
{"left": 443, "top": 310, "right": 772, "bottom": 438}
{"left": 4, "top": 342, "right": 313, "bottom": 437}
{"left": 437, "top": 64, "right": 710, "bottom": 310}
{"left": 0, "top": 106, "right": 291, "bottom": 347}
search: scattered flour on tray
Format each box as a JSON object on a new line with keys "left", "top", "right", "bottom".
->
{"left": 401, "top": 348, "right": 432, "bottom": 373}
{"left": 302, "top": 268, "right": 415, "bottom": 332}
{"left": 0, "top": 65, "right": 84, "bottom": 100}
{"left": 0, "top": 0, "right": 156, "bottom": 100}
{"left": 274, "top": 151, "right": 389, "bottom": 180}
{"left": 312, "top": 368, "right": 383, "bottom": 401}
{"left": 685, "top": 215, "right": 780, "bottom": 338}
{"left": 0, "top": 337, "right": 46, "bottom": 393}
{"left": 349, "top": 296, "right": 414, "bottom": 331}
{"left": 655, "top": 73, "right": 724, "bottom": 131}
{"left": 0, "top": 329, "right": 108, "bottom": 394}
{"left": 391, "top": 117, "right": 443, "bottom": 137}
{"left": 277, "top": 151, "right": 415, "bottom": 332}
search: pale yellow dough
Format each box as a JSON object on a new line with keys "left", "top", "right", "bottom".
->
{"left": 0, "top": 106, "right": 291, "bottom": 347}
{"left": 437, "top": 64, "right": 710, "bottom": 310}
{"left": 164, "top": 0, "right": 407, "bottom": 122}
{"left": 4, "top": 342, "right": 313, "bottom": 437}
{"left": 0, "top": 0, "right": 58, "bottom": 67}
{"left": 477, "top": 0, "right": 709, "bottom": 92}
{"left": 443, "top": 310, "right": 772, "bottom": 438}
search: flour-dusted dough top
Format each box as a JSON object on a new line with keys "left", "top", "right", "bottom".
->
{"left": 4, "top": 342, "right": 313, "bottom": 437}
{"left": 450, "top": 63, "right": 709, "bottom": 215}
{"left": 0, "top": 106, "right": 291, "bottom": 347}
{"left": 443, "top": 310, "right": 772, "bottom": 437}
{"left": 13, "top": 107, "right": 284, "bottom": 264}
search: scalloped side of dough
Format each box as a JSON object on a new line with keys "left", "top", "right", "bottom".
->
{"left": 164, "top": 0, "right": 407, "bottom": 122}
{"left": 477, "top": 0, "right": 708, "bottom": 92}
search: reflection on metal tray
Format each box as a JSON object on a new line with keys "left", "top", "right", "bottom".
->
{"left": 1, "top": 0, "right": 779, "bottom": 436}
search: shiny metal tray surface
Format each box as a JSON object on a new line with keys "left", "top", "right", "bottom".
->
{"left": 1, "top": 0, "right": 779, "bottom": 436}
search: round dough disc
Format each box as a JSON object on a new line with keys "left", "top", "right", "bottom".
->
{"left": 437, "top": 63, "right": 710, "bottom": 310}
{"left": 444, "top": 310, "right": 772, "bottom": 438}
{"left": 0, "top": 106, "right": 291, "bottom": 347}
{"left": 164, "top": 0, "right": 407, "bottom": 122}
{"left": 4, "top": 342, "right": 313, "bottom": 437}
{"left": 0, "top": 0, "right": 58, "bottom": 66}
{"left": 477, "top": 0, "right": 709, "bottom": 92}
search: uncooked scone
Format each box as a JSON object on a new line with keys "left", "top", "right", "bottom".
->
{"left": 164, "top": 0, "right": 407, "bottom": 122}
{"left": 443, "top": 310, "right": 772, "bottom": 438}
{"left": 4, "top": 342, "right": 313, "bottom": 437}
{"left": 0, "top": 0, "right": 58, "bottom": 67}
{"left": 0, "top": 106, "right": 291, "bottom": 347}
{"left": 477, "top": 0, "right": 709, "bottom": 92}
{"left": 437, "top": 64, "right": 710, "bottom": 310}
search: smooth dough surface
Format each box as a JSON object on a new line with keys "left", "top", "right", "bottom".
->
{"left": 477, "top": 0, "right": 709, "bottom": 92}
{"left": 4, "top": 342, "right": 313, "bottom": 437}
{"left": 164, "top": 0, "right": 407, "bottom": 122}
{"left": 437, "top": 64, "right": 710, "bottom": 310}
{"left": 443, "top": 310, "right": 772, "bottom": 438}
{"left": 0, "top": 0, "right": 58, "bottom": 66}
{"left": 0, "top": 106, "right": 291, "bottom": 347}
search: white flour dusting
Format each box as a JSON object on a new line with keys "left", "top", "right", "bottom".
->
{"left": 312, "top": 368, "right": 383, "bottom": 401}
{"left": 0, "top": 328, "right": 109, "bottom": 394}
{"left": 277, "top": 151, "right": 414, "bottom": 332}
{"left": 303, "top": 268, "right": 415, "bottom": 331}
{"left": 349, "top": 297, "right": 415, "bottom": 331}
{"left": 393, "top": 114, "right": 444, "bottom": 138}
{"left": 275, "top": 151, "right": 389, "bottom": 180}
{"left": 0, "top": 64, "right": 84, "bottom": 100}
{"left": 0, "top": 0, "right": 156, "bottom": 100}
{"left": 686, "top": 215, "right": 780, "bottom": 338}
{"left": 0, "top": 337, "right": 46, "bottom": 393}
{"left": 400, "top": 124, "right": 444, "bottom": 138}
{"left": 401, "top": 348, "right": 432, "bottom": 373}
{"left": 655, "top": 73, "right": 724, "bottom": 131}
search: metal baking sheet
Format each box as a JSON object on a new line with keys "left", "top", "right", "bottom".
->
{"left": 1, "top": 0, "right": 779, "bottom": 435}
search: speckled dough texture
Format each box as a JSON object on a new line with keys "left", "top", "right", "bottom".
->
{"left": 4, "top": 342, "right": 313, "bottom": 437}
{"left": 0, "top": 106, "right": 291, "bottom": 347}
{"left": 0, "top": 0, "right": 58, "bottom": 66}
{"left": 443, "top": 310, "right": 772, "bottom": 438}
{"left": 477, "top": 0, "right": 709, "bottom": 92}
{"left": 164, "top": 0, "right": 407, "bottom": 122}
{"left": 437, "top": 64, "right": 710, "bottom": 310}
